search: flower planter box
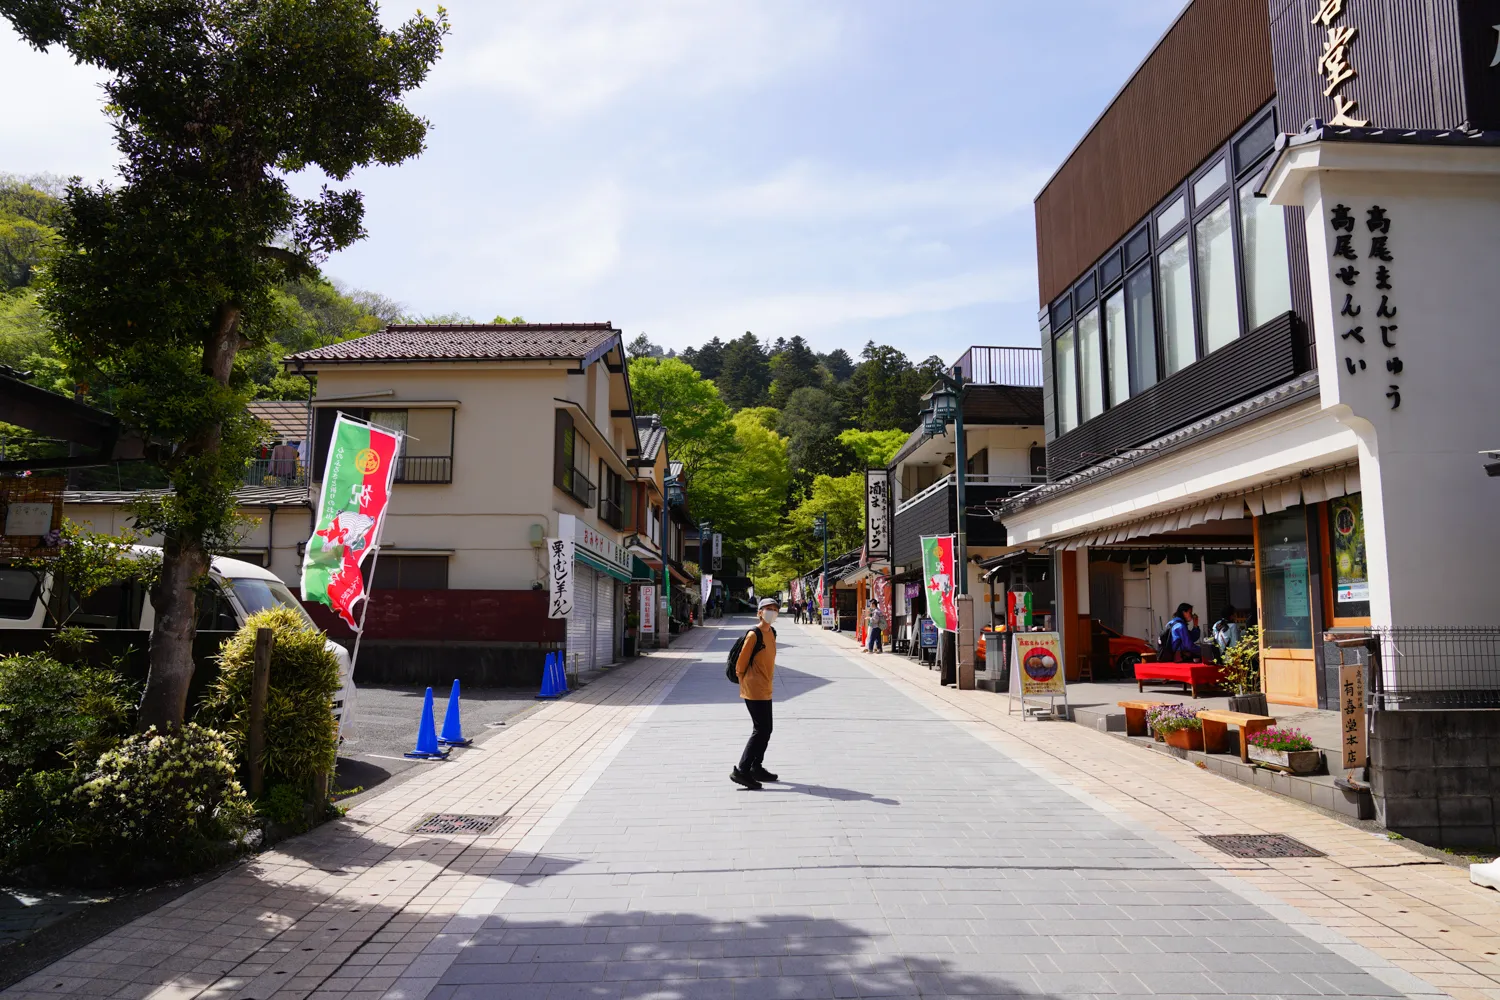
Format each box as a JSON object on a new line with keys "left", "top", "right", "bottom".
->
{"left": 1163, "top": 728, "right": 1204, "bottom": 751}
{"left": 1248, "top": 745, "right": 1322, "bottom": 774}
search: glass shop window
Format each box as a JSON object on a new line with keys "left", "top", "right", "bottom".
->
{"left": 1077, "top": 307, "right": 1104, "bottom": 423}
{"left": 1239, "top": 177, "right": 1293, "bottom": 329}
{"left": 1103, "top": 287, "right": 1129, "bottom": 407}
{"left": 1196, "top": 201, "right": 1240, "bottom": 354}
{"left": 1257, "top": 507, "right": 1313, "bottom": 649}
{"left": 1158, "top": 234, "right": 1196, "bottom": 376}
{"left": 1125, "top": 267, "right": 1157, "bottom": 395}
{"left": 1055, "top": 325, "right": 1078, "bottom": 435}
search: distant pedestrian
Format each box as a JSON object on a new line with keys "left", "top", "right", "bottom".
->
{"left": 731, "top": 597, "right": 780, "bottom": 790}
{"left": 864, "top": 600, "right": 885, "bottom": 654}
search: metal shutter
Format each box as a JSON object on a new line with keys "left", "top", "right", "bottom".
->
{"left": 594, "top": 575, "right": 615, "bottom": 668}
{"left": 568, "top": 563, "right": 595, "bottom": 672}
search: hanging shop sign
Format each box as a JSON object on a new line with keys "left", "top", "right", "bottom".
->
{"left": 302, "top": 414, "right": 402, "bottom": 629}
{"left": 546, "top": 533, "right": 575, "bottom": 619}
{"left": 573, "top": 516, "right": 632, "bottom": 579}
{"left": 920, "top": 535, "right": 959, "bottom": 632}
{"left": 865, "top": 469, "right": 891, "bottom": 556}
{"left": 1339, "top": 662, "right": 1367, "bottom": 773}
{"left": 712, "top": 532, "right": 722, "bottom": 571}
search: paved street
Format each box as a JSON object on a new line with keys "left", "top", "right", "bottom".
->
{"left": 6, "top": 620, "right": 1499, "bottom": 1000}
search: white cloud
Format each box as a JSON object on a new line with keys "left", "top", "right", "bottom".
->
{"left": 686, "top": 159, "right": 1050, "bottom": 226}
{"left": 434, "top": 1, "right": 843, "bottom": 117}
{"left": 0, "top": 27, "right": 117, "bottom": 181}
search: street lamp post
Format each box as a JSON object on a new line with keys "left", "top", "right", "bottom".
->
{"left": 921, "top": 373, "right": 968, "bottom": 595}
{"left": 814, "top": 513, "right": 829, "bottom": 621}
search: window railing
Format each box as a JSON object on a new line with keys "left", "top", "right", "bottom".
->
{"left": 895, "top": 474, "right": 1037, "bottom": 515}
{"left": 244, "top": 458, "right": 307, "bottom": 488}
{"left": 566, "top": 465, "right": 596, "bottom": 507}
{"left": 599, "top": 495, "right": 625, "bottom": 529}
{"left": 394, "top": 456, "right": 453, "bottom": 484}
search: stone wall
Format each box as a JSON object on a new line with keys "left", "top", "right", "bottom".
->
{"left": 1368, "top": 710, "right": 1500, "bottom": 851}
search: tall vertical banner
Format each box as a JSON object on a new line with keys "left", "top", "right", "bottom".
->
{"left": 302, "top": 414, "right": 401, "bottom": 629}
{"left": 712, "top": 533, "right": 722, "bottom": 571}
{"left": 701, "top": 573, "right": 713, "bottom": 606}
{"left": 920, "top": 535, "right": 958, "bottom": 632}
{"left": 865, "top": 469, "right": 890, "bottom": 557}
{"left": 546, "top": 534, "right": 575, "bottom": 619}
{"left": 1339, "top": 663, "right": 1367, "bottom": 773}
{"left": 639, "top": 585, "right": 655, "bottom": 634}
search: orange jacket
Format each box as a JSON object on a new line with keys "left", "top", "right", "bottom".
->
{"left": 736, "top": 623, "right": 777, "bottom": 700}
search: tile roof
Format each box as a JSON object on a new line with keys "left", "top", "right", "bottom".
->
{"left": 248, "top": 400, "right": 310, "bottom": 441}
{"left": 284, "top": 324, "right": 621, "bottom": 365}
{"left": 633, "top": 415, "right": 666, "bottom": 463}
{"left": 65, "top": 486, "right": 311, "bottom": 507}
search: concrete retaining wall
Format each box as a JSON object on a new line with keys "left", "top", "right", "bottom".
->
{"left": 1368, "top": 709, "right": 1500, "bottom": 850}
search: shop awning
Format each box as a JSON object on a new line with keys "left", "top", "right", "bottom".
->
{"left": 1054, "top": 464, "right": 1359, "bottom": 550}
{"left": 578, "top": 548, "right": 633, "bottom": 584}
{"left": 630, "top": 556, "right": 655, "bottom": 583}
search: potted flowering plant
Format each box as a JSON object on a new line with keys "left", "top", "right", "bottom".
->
{"left": 1147, "top": 703, "right": 1203, "bottom": 750}
{"left": 1247, "top": 727, "right": 1322, "bottom": 774}
{"left": 1221, "top": 626, "right": 1267, "bottom": 716}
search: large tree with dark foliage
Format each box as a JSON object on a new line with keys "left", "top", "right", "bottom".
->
{"left": 679, "top": 335, "right": 726, "bottom": 382}
{"left": 716, "top": 332, "right": 772, "bottom": 409}
{"left": 767, "top": 335, "right": 822, "bottom": 408}
{"left": 1, "top": 0, "right": 448, "bottom": 728}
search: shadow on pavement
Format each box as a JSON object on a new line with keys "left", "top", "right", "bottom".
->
{"left": 434, "top": 910, "right": 1061, "bottom": 999}
{"left": 759, "top": 782, "right": 901, "bottom": 807}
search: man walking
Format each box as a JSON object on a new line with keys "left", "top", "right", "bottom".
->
{"left": 731, "top": 597, "right": 780, "bottom": 790}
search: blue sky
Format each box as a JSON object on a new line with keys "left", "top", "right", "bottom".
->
{"left": 1, "top": 1, "right": 1186, "bottom": 364}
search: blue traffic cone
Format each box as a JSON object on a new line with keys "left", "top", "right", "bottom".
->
{"left": 557, "top": 654, "right": 571, "bottom": 695}
{"left": 536, "top": 653, "right": 560, "bottom": 700}
{"left": 438, "top": 679, "right": 472, "bottom": 747}
{"left": 403, "top": 687, "right": 450, "bottom": 759}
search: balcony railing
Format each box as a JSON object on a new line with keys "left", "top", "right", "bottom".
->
{"left": 954, "top": 347, "right": 1044, "bottom": 387}
{"left": 895, "top": 473, "right": 1038, "bottom": 515}
{"left": 243, "top": 458, "right": 307, "bottom": 488}
{"left": 564, "top": 465, "right": 596, "bottom": 507}
{"left": 394, "top": 455, "right": 453, "bottom": 484}
{"left": 599, "top": 496, "right": 625, "bottom": 529}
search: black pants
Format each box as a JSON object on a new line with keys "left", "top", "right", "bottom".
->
{"left": 738, "top": 698, "right": 773, "bottom": 773}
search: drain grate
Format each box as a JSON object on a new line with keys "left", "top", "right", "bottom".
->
{"left": 410, "top": 813, "right": 506, "bottom": 835}
{"left": 1199, "top": 833, "right": 1326, "bottom": 858}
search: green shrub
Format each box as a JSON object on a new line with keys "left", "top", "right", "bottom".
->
{"left": 197, "top": 606, "right": 340, "bottom": 794}
{"left": 0, "top": 652, "right": 135, "bottom": 783}
{"left": 0, "top": 725, "right": 252, "bottom": 881}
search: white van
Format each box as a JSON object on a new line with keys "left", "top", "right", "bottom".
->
{"left": 0, "top": 549, "right": 356, "bottom": 734}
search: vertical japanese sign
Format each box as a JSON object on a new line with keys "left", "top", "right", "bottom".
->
{"left": 302, "top": 414, "right": 401, "bottom": 629}
{"left": 865, "top": 470, "right": 890, "bottom": 556}
{"left": 1340, "top": 663, "right": 1367, "bottom": 772}
{"left": 920, "top": 535, "right": 958, "bottom": 632}
{"left": 639, "top": 585, "right": 655, "bottom": 633}
{"left": 1310, "top": 0, "right": 1366, "bottom": 126}
{"left": 546, "top": 535, "right": 575, "bottom": 619}
{"left": 1330, "top": 201, "right": 1402, "bottom": 411}
{"left": 712, "top": 532, "right": 722, "bottom": 571}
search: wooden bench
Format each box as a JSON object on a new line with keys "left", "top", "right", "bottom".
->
{"left": 1117, "top": 700, "right": 1171, "bottom": 738}
{"left": 1133, "top": 660, "right": 1225, "bottom": 698}
{"left": 1197, "top": 709, "right": 1276, "bottom": 762}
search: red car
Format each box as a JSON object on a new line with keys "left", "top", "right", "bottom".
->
{"left": 977, "top": 620, "right": 1152, "bottom": 676}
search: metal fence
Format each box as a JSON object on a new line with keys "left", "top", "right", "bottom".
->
{"left": 243, "top": 458, "right": 307, "bottom": 488}
{"left": 954, "top": 346, "right": 1044, "bottom": 387}
{"left": 1327, "top": 626, "right": 1500, "bottom": 709}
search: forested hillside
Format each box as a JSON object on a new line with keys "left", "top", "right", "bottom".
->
{"left": 626, "top": 332, "right": 950, "bottom": 593}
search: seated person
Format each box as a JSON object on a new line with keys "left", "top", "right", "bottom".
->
{"left": 1160, "top": 603, "right": 1202, "bottom": 662}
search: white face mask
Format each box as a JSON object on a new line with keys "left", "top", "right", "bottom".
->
{"left": 761, "top": 609, "right": 778, "bottom": 623}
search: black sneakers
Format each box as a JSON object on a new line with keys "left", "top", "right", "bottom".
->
{"left": 730, "top": 768, "right": 762, "bottom": 790}
{"left": 753, "top": 767, "right": 779, "bottom": 782}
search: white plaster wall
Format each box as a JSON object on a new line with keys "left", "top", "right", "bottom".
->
{"left": 1268, "top": 142, "right": 1500, "bottom": 627}
{"left": 1116, "top": 562, "right": 1207, "bottom": 646}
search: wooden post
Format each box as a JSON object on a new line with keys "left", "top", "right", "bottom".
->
{"left": 248, "top": 627, "right": 273, "bottom": 798}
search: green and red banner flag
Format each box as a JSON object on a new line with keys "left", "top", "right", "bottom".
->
{"left": 302, "top": 414, "right": 402, "bottom": 629}
{"left": 920, "top": 534, "right": 958, "bottom": 632}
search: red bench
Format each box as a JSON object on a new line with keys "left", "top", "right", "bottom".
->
{"left": 1134, "top": 660, "right": 1224, "bottom": 698}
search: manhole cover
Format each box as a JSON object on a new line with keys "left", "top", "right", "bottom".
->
{"left": 410, "top": 813, "right": 505, "bottom": 835}
{"left": 1199, "top": 834, "right": 1326, "bottom": 858}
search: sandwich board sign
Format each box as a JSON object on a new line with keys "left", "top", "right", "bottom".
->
{"left": 1007, "top": 631, "right": 1070, "bottom": 721}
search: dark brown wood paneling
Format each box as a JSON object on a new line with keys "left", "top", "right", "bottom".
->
{"left": 1035, "top": 0, "right": 1276, "bottom": 306}
{"left": 1272, "top": 0, "right": 1469, "bottom": 133}
{"left": 1046, "top": 311, "right": 1303, "bottom": 479}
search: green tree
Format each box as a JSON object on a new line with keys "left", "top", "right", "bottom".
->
{"left": 491, "top": 315, "right": 526, "bottom": 325}
{"left": 0, "top": 175, "right": 65, "bottom": 291}
{"left": 680, "top": 336, "right": 726, "bottom": 382}
{"left": 780, "top": 387, "right": 854, "bottom": 481}
{"left": 751, "top": 471, "right": 864, "bottom": 593}
{"left": 690, "top": 410, "right": 790, "bottom": 546}
{"left": 627, "top": 356, "right": 736, "bottom": 488}
{"left": 818, "top": 348, "right": 856, "bottom": 383}
{"left": 2, "top": 0, "right": 448, "bottom": 728}
{"left": 626, "top": 333, "right": 665, "bottom": 359}
{"left": 716, "top": 332, "right": 771, "bottom": 409}
{"left": 736, "top": 406, "right": 781, "bottom": 434}
{"left": 838, "top": 428, "right": 908, "bottom": 468}
{"left": 767, "top": 335, "right": 822, "bottom": 408}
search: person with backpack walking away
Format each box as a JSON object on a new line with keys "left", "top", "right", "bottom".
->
{"left": 728, "top": 597, "right": 780, "bottom": 790}
{"left": 1157, "top": 603, "right": 1202, "bottom": 662}
{"left": 864, "top": 599, "right": 885, "bottom": 654}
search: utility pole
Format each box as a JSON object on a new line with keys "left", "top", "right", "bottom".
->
{"left": 815, "top": 514, "right": 829, "bottom": 621}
